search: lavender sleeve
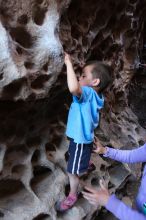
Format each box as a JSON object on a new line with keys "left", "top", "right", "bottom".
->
{"left": 106, "top": 195, "right": 146, "bottom": 220}
{"left": 104, "top": 143, "right": 146, "bottom": 163}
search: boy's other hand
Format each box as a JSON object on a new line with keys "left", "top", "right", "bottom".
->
{"left": 64, "top": 52, "right": 72, "bottom": 65}
{"left": 82, "top": 179, "right": 110, "bottom": 207}
{"left": 93, "top": 136, "right": 107, "bottom": 154}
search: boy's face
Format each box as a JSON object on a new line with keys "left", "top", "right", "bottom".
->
{"left": 79, "top": 65, "right": 99, "bottom": 87}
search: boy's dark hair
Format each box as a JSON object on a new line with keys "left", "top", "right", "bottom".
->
{"left": 84, "top": 61, "right": 112, "bottom": 92}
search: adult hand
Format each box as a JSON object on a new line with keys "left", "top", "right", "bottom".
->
{"left": 82, "top": 179, "right": 110, "bottom": 207}
{"left": 93, "top": 136, "right": 107, "bottom": 154}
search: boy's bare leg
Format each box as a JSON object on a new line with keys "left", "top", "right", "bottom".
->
{"left": 68, "top": 173, "right": 79, "bottom": 195}
{"left": 55, "top": 173, "right": 79, "bottom": 211}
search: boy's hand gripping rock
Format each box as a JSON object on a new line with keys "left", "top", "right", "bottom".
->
{"left": 64, "top": 52, "right": 72, "bottom": 66}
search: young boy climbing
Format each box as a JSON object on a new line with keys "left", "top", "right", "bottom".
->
{"left": 82, "top": 138, "right": 146, "bottom": 220}
{"left": 57, "top": 53, "right": 111, "bottom": 211}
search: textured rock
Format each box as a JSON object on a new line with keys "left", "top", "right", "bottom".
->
{"left": 0, "top": 0, "right": 64, "bottom": 101}
{"left": 0, "top": 0, "right": 146, "bottom": 219}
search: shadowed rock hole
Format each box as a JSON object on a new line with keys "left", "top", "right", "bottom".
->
{"left": 45, "top": 143, "right": 56, "bottom": 152}
{"left": 106, "top": 46, "right": 121, "bottom": 60}
{"left": 95, "top": 9, "right": 108, "bottom": 27}
{"left": 48, "top": 153, "right": 53, "bottom": 158}
{"left": 0, "top": 179, "right": 25, "bottom": 198}
{"left": 139, "top": 140, "right": 145, "bottom": 146}
{"left": 96, "top": 209, "right": 116, "bottom": 220}
{"left": 128, "top": 74, "right": 146, "bottom": 129}
{"left": 100, "top": 37, "right": 113, "bottom": 52}
{"left": 32, "top": 7, "right": 47, "bottom": 25}
{"left": 91, "top": 177, "right": 99, "bottom": 186}
{"left": 0, "top": 124, "right": 16, "bottom": 140}
{"left": 0, "top": 211, "right": 4, "bottom": 217}
{"left": 51, "top": 135, "right": 62, "bottom": 147}
{"left": 108, "top": 181, "right": 115, "bottom": 189}
{"left": 33, "top": 166, "right": 52, "bottom": 177}
{"left": 88, "top": 50, "right": 103, "bottom": 61}
{"left": 6, "top": 144, "right": 29, "bottom": 155}
{"left": 28, "top": 108, "right": 37, "bottom": 115}
{"left": 10, "top": 27, "right": 33, "bottom": 48}
{"left": 35, "top": 0, "right": 44, "bottom": 4}
{"left": 42, "top": 63, "right": 49, "bottom": 72}
{"left": 12, "top": 164, "right": 26, "bottom": 174}
{"left": 2, "top": 77, "right": 27, "bottom": 98}
{"left": 54, "top": 124, "right": 65, "bottom": 133}
{"left": 32, "top": 213, "right": 50, "bottom": 220}
{"left": 17, "top": 14, "right": 29, "bottom": 25}
{"left": 24, "top": 62, "right": 34, "bottom": 69}
{"left": 65, "top": 151, "right": 69, "bottom": 162}
{"left": 129, "top": 0, "right": 137, "bottom": 4}
{"left": 30, "top": 166, "right": 52, "bottom": 191}
{"left": 79, "top": 170, "right": 89, "bottom": 180}
{"left": 116, "top": 0, "right": 127, "bottom": 13}
{"left": 26, "top": 136, "right": 42, "bottom": 148}
{"left": 100, "top": 164, "right": 106, "bottom": 172}
{"left": 0, "top": 72, "right": 4, "bottom": 80}
{"left": 31, "top": 150, "right": 41, "bottom": 163}
{"left": 65, "top": 184, "right": 70, "bottom": 196}
{"left": 31, "top": 75, "right": 51, "bottom": 89}
{"left": 116, "top": 184, "right": 128, "bottom": 198}
{"left": 27, "top": 93, "right": 36, "bottom": 101}
{"left": 15, "top": 125, "right": 27, "bottom": 138}
{"left": 16, "top": 46, "right": 23, "bottom": 54}
{"left": 89, "top": 209, "right": 100, "bottom": 219}
{"left": 29, "top": 124, "right": 35, "bottom": 132}
{"left": 0, "top": 7, "right": 10, "bottom": 18}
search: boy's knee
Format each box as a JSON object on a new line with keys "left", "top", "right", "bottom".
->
{"left": 68, "top": 172, "right": 79, "bottom": 178}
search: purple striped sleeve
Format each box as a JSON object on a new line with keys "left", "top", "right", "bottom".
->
{"left": 105, "top": 195, "right": 146, "bottom": 220}
{"left": 103, "top": 143, "right": 146, "bottom": 163}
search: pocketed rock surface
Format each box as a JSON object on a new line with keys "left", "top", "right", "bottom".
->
{"left": 0, "top": 0, "right": 146, "bottom": 219}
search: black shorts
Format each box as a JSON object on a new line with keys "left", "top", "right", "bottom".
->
{"left": 67, "top": 139, "right": 93, "bottom": 175}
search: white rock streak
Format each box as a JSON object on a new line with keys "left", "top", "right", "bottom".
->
{"left": 28, "top": 0, "right": 63, "bottom": 69}
{"left": 0, "top": 22, "right": 20, "bottom": 88}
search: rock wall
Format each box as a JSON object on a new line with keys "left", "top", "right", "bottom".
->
{"left": 0, "top": 0, "right": 146, "bottom": 219}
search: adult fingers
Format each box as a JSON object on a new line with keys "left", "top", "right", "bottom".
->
{"left": 99, "top": 179, "right": 107, "bottom": 190}
{"left": 88, "top": 199, "right": 98, "bottom": 206}
{"left": 94, "top": 136, "right": 101, "bottom": 143}
{"left": 93, "top": 148, "right": 100, "bottom": 153}
{"left": 89, "top": 200, "right": 96, "bottom": 205}
{"left": 84, "top": 186, "right": 96, "bottom": 193}
{"left": 83, "top": 194, "right": 97, "bottom": 202}
{"left": 82, "top": 192, "right": 94, "bottom": 199}
{"left": 84, "top": 197, "right": 99, "bottom": 206}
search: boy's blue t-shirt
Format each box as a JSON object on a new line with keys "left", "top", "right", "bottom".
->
{"left": 66, "top": 86, "right": 104, "bottom": 144}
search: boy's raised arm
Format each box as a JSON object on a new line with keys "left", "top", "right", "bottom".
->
{"left": 64, "top": 53, "right": 82, "bottom": 97}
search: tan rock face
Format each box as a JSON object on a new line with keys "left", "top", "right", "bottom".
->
{"left": 0, "top": 0, "right": 146, "bottom": 219}
{"left": 0, "top": 0, "right": 64, "bottom": 100}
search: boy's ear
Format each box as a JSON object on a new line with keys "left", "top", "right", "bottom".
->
{"left": 92, "top": 78, "right": 100, "bottom": 87}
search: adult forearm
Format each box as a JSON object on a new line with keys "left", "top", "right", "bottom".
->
{"left": 106, "top": 195, "right": 146, "bottom": 220}
{"left": 104, "top": 143, "right": 146, "bottom": 163}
